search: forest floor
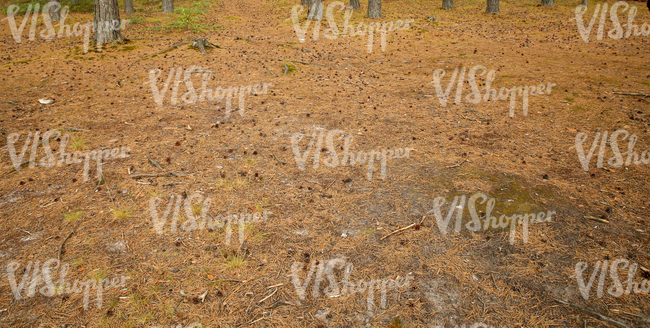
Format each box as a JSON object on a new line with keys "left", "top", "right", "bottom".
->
{"left": 1, "top": 0, "right": 650, "bottom": 327}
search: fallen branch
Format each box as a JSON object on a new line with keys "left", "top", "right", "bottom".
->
{"left": 613, "top": 91, "right": 650, "bottom": 97}
{"left": 555, "top": 299, "right": 631, "bottom": 328}
{"left": 129, "top": 171, "right": 189, "bottom": 179}
{"left": 283, "top": 62, "right": 289, "bottom": 76}
{"left": 132, "top": 42, "right": 189, "bottom": 64}
{"left": 447, "top": 159, "right": 468, "bottom": 169}
{"left": 380, "top": 216, "right": 426, "bottom": 241}
{"left": 57, "top": 222, "right": 79, "bottom": 264}
{"left": 265, "top": 57, "right": 356, "bottom": 70}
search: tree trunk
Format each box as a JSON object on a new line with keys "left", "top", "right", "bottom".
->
{"left": 94, "top": 0, "right": 124, "bottom": 48}
{"left": 581, "top": 0, "right": 587, "bottom": 6}
{"left": 125, "top": 0, "right": 135, "bottom": 14}
{"left": 367, "top": 0, "right": 381, "bottom": 18}
{"left": 48, "top": 1, "right": 62, "bottom": 21}
{"left": 486, "top": 0, "right": 500, "bottom": 14}
{"left": 162, "top": 0, "right": 173, "bottom": 13}
{"left": 349, "top": 0, "right": 360, "bottom": 10}
{"left": 307, "top": 0, "right": 323, "bottom": 20}
{"left": 442, "top": 0, "right": 453, "bottom": 10}
{"left": 541, "top": 0, "right": 554, "bottom": 6}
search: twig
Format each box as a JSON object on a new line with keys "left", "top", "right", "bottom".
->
{"left": 613, "top": 91, "right": 650, "bottom": 97}
{"left": 163, "top": 181, "right": 185, "bottom": 187}
{"left": 380, "top": 216, "right": 426, "bottom": 241}
{"left": 212, "top": 278, "right": 245, "bottom": 283}
{"left": 584, "top": 215, "right": 609, "bottom": 224}
{"left": 283, "top": 62, "right": 289, "bottom": 76}
{"left": 265, "top": 57, "right": 356, "bottom": 70}
{"left": 263, "top": 68, "right": 277, "bottom": 76}
{"left": 323, "top": 180, "right": 336, "bottom": 191}
{"left": 235, "top": 36, "right": 257, "bottom": 44}
{"left": 447, "top": 159, "right": 468, "bottom": 169}
{"left": 57, "top": 222, "right": 79, "bottom": 264}
{"left": 272, "top": 154, "right": 286, "bottom": 165}
{"left": 129, "top": 171, "right": 188, "bottom": 179}
{"left": 148, "top": 159, "right": 163, "bottom": 171}
{"left": 132, "top": 42, "right": 189, "bottom": 64}
{"left": 555, "top": 299, "right": 631, "bottom": 328}
{"left": 237, "top": 316, "right": 265, "bottom": 327}
{"left": 258, "top": 288, "right": 278, "bottom": 304}
{"left": 61, "top": 127, "right": 88, "bottom": 132}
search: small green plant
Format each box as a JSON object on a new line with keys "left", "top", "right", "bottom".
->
{"left": 282, "top": 62, "right": 297, "bottom": 74}
{"left": 111, "top": 207, "right": 132, "bottom": 219}
{"left": 63, "top": 210, "right": 83, "bottom": 222}
{"left": 127, "top": 16, "right": 143, "bottom": 25}
{"left": 215, "top": 176, "right": 249, "bottom": 191}
{"left": 91, "top": 269, "right": 106, "bottom": 281}
{"left": 70, "top": 137, "right": 87, "bottom": 150}
{"left": 388, "top": 316, "right": 403, "bottom": 328}
{"left": 73, "top": 258, "right": 84, "bottom": 268}
{"left": 225, "top": 254, "right": 247, "bottom": 268}
{"left": 565, "top": 97, "right": 575, "bottom": 102}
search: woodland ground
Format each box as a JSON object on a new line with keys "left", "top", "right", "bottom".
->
{"left": 0, "top": 0, "right": 650, "bottom": 327}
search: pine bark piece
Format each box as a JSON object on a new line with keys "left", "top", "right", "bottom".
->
{"left": 442, "top": 0, "right": 453, "bottom": 10}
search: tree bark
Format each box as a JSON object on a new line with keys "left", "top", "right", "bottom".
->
{"left": 367, "top": 0, "right": 381, "bottom": 18}
{"left": 94, "top": 0, "right": 124, "bottom": 48}
{"left": 541, "top": 0, "right": 554, "bottom": 7}
{"left": 125, "top": 0, "right": 135, "bottom": 14}
{"left": 486, "top": 0, "right": 500, "bottom": 14}
{"left": 48, "top": 1, "right": 62, "bottom": 21}
{"left": 442, "top": 0, "right": 453, "bottom": 10}
{"left": 162, "top": 0, "right": 173, "bottom": 13}
{"left": 307, "top": 0, "right": 323, "bottom": 20}
{"left": 349, "top": 0, "right": 360, "bottom": 10}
